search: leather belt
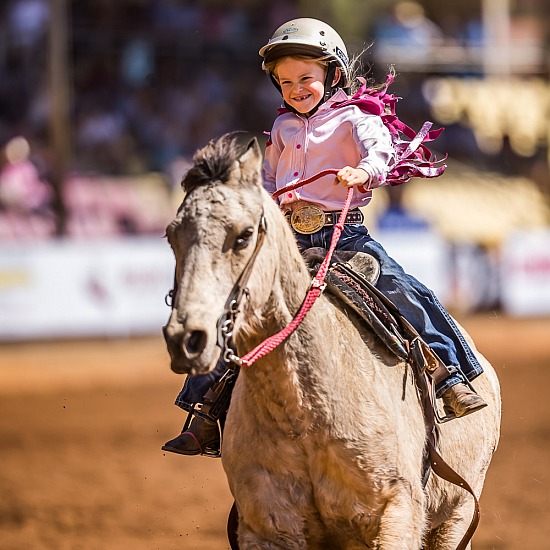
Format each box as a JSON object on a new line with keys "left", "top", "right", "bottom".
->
{"left": 284, "top": 203, "right": 364, "bottom": 235}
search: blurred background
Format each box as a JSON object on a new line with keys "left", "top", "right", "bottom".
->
{"left": 1, "top": 0, "right": 550, "bottom": 336}
{"left": 0, "top": 1, "right": 549, "bottom": 549}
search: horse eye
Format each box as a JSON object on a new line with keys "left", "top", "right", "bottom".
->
{"left": 234, "top": 227, "right": 254, "bottom": 250}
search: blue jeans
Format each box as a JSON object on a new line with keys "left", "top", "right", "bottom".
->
{"left": 174, "top": 224, "right": 483, "bottom": 411}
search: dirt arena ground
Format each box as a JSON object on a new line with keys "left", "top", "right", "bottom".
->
{"left": 0, "top": 313, "right": 549, "bottom": 549}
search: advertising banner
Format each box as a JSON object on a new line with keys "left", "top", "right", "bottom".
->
{"left": 500, "top": 230, "right": 550, "bottom": 316}
{"left": 0, "top": 238, "right": 174, "bottom": 340}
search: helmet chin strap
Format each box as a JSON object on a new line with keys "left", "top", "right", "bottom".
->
{"left": 322, "top": 64, "right": 338, "bottom": 103}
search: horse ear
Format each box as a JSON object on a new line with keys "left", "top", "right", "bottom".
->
{"left": 238, "top": 137, "right": 263, "bottom": 183}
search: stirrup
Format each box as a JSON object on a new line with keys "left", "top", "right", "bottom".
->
{"left": 182, "top": 404, "right": 223, "bottom": 458}
{"left": 430, "top": 378, "right": 486, "bottom": 423}
{"left": 428, "top": 376, "right": 456, "bottom": 424}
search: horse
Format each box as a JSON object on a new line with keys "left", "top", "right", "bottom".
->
{"left": 163, "top": 134, "right": 501, "bottom": 549}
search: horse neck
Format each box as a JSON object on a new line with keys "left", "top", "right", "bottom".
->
{"left": 253, "top": 212, "right": 314, "bottom": 339}
{"left": 235, "top": 218, "right": 342, "bottom": 429}
{"left": 237, "top": 293, "right": 346, "bottom": 434}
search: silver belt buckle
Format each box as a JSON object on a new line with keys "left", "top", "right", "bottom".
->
{"left": 290, "top": 204, "right": 326, "bottom": 234}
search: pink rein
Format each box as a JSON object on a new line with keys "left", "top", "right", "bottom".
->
{"left": 238, "top": 169, "right": 353, "bottom": 368}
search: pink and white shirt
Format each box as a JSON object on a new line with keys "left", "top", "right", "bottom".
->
{"left": 262, "top": 89, "right": 396, "bottom": 211}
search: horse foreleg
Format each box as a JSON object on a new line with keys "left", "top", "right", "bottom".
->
{"left": 424, "top": 501, "right": 475, "bottom": 550}
{"left": 228, "top": 502, "right": 307, "bottom": 550}
{"left": 375, "top": 483, "right": 426, "bottom": 549}
{"left": 233, "top": 495, "right": 312, "bottom": 550}
{"left": 236, "top": 518, "right": 308, "bottom": 550}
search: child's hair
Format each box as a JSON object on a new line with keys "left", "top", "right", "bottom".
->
{"left": 348, "top": 51, "right": 367, "bottom": 94}
{"left": 347, "top": 44, "right": 397, "bottom": 94}
{"left": 264, "top": 54, "right": 334, "bottom": 82}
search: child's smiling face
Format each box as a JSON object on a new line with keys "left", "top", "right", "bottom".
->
{"left": 275, "top": 57, "right": 328, "bottom": 114}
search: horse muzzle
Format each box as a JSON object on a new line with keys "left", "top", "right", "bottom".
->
{"left": 162, "top": 320, "right": 220, "bottom": 375}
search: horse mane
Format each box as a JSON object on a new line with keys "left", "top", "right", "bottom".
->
{"left": 181, "top": 132, "right": 250, "bottom": 193}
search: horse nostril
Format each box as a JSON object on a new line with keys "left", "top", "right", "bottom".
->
{"left": 183, "top": 330, "right": 207, "bottom": 357}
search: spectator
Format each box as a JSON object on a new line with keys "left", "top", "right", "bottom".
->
{"left": 0, "top": 136, "right": 52, "bottom": 214}
{"left": 373, "top": 1, "right": 444, "bottom": 63}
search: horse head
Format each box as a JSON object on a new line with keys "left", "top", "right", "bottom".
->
{"left": 163, "top": 133, "right": 307, "bottom": 375}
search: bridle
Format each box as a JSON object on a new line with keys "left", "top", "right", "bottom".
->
{"left": 165, "top": 210, "right": 268, "bottom": 364}
{"left": 215, "top": 212, "right": 268, "bottom": 364}
{"left": 165, "top": 169, "right": 352, "bottom": 369}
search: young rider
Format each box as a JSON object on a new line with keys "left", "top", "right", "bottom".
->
{"left": 162, "top": 18, "right": 487, "bottom": 457}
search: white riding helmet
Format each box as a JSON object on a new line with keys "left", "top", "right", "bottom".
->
{"left": 259, "top": 18, "right": 350, "bottom": 90}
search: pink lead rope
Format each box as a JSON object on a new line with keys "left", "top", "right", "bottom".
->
{"left": 239, "top": 169, "right": 353, "bottom": 367}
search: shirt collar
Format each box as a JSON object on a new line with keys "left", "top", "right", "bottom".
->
{"left": 314, "top": 89, "right": 349, "bottom": 114}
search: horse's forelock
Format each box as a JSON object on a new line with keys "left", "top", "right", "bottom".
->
{"left": 181, "top": 133, "right": 247, "bottom": 193}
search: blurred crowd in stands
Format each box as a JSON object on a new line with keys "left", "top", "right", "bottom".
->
{"left": 0, "top": 0, "right": 547, "bottom": 240}
{"left": 0, "top": 0, "right": 299, "bottom": 238}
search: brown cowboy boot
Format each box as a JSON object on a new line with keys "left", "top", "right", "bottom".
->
{"left": 442, "top": 383, "right": 487, "bottom": 418}
{"left": 162, "top": 416, "right": 220, "bottom": 456}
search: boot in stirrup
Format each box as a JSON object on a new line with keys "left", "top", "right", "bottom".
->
{"left": 442, "top": 382, "right": 487, "bottom": 419}
{"left": 162, "top": 416, "right": 220, "bottom": 457}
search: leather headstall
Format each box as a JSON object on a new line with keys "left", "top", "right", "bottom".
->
{"left": 216, "top": 212, "right": 268, "bottom": 361}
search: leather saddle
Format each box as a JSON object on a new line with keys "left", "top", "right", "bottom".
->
{"left": 303, "top": 247, "right": 411, "bottom": 363}
{"left": 303, "top": 247, "right": 381, "bottom": 285}
{"left": 303, "top": 247, "right": 455, "bottom": 419}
